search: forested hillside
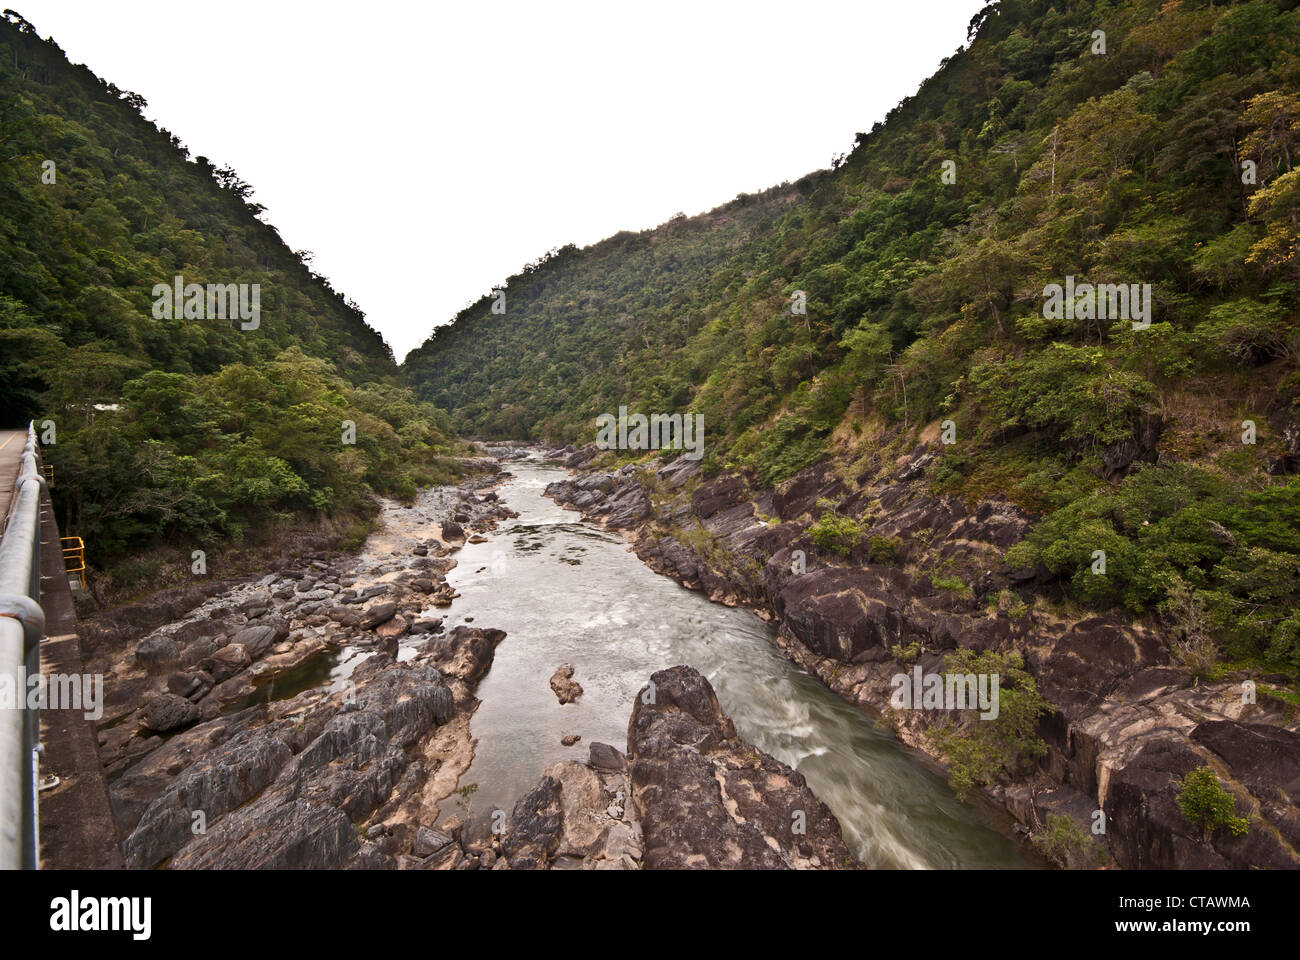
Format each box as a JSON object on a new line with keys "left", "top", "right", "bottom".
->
{"left": 407, "top": 0, "right": 1300, "bottom": 668}
{"left": 0, "top": 12, "right": 463, "bottom": 576}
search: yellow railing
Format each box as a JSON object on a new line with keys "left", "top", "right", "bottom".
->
{"left": 60, "top": 536, "right": 85, "bottom": 591}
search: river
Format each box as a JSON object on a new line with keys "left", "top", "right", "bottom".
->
{"left": 421, "top": 455, "right": 1035, "bottom": 869}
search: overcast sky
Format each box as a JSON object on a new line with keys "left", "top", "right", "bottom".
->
{"left": 23, "top": 0, "right": 987, "bottom": 361}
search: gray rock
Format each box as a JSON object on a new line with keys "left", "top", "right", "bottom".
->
{"left": 232, "top": 621, "right": 288, "bottom": 659}
{"left": 412, "top": 826, "right": 453, "bottom": 858}
{"left": 141, "top": 692, "right": 199, "bottom": 733}
{"left": 204, "top": 642, "right": 251, "bottom": 682}
{"left": 627, "top": 666, "right": 857, "bottom": 870}
{"left": 136, "top": 634, "right": 180, "bottom": 670}
{"left": 360, "top": 602, "right": 398, "bottom": 629}
{"left": 587, "top": 742, "right": 627, "bottom": 771}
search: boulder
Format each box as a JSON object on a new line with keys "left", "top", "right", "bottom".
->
{"left": 360, "top": 602, "right": 399, "bottom": 629}
{"left": 587, "top": 742, "right": 627, "bottom": 772}
{"left": 204, "top": 642, "right": 251, "bottom": 683}
{"left": 232, "top": 621, "right": 288, "bottom": 659}
{"left": 549, "top": 664, "right": 583, "bottom": 704}
{"left": 141, "top": 692, "right": 199, "bottom": 733}
{"left": 412, "top": 826, "right": 454, "bottom": 858}
{"left": 135, "top": 634, "right": 179, "bottom": 671}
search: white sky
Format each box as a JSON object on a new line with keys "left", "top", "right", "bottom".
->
{"left": 22, "top": 0, "right": 987, "bottom": 361}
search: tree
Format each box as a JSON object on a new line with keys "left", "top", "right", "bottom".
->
{"left": 1176, "top": 767, "right": 1249, "bottom": 843}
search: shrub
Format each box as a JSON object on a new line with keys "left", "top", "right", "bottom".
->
{"left": 891, "top": 641, "right": 921, "bottom": 663}
{"left": 1032, "top": 814, "right": 1108, "bottom": 869}
{"left": 868, "top": 534, "right": 903, "bottom": 564}
{"left": 810, "top": 511, "right": 863, "bottom": 557}
{"left": 927, "top": 649, "right": 1049, "bottom": 800}
{"left": 1176, "top": 767, "right": 1249, "bottom": 843}
{"left": 1161, "top": 580, "right": 1220, "bottom": 680}
{"left": 929, "top": 572, "right": 969, "bottom": 593}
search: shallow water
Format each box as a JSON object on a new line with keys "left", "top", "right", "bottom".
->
{"left": 436, "top": 457, "right": 1036, "bottom": 869}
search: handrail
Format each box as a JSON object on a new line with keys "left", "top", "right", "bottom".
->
{"left": 0, "top": 422, "right": 45, "bottom": 870}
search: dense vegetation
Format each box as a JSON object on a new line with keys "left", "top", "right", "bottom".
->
{"left": 0, "top": 12, "right": 463, "bottom": 578}
{"left": 407, "top": 0, "right": 1300, "bottom": 668}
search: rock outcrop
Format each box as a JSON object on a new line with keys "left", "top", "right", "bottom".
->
{"left": 416, "top": 666, "right": 859, "bottom": 870}
{"left": 627, "top": 666, "right": 857, "bottom": 869}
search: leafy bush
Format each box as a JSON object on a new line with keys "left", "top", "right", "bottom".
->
{"left": 1195, "top": 299, "right": 1295, "bottom": 365}
{"left": 867, "top": 534, "right": 903, "bottom": 564}
{"left": 927, "top": 649, "right": 1049, "bottom": 800}
{"left": 1176, "top": 767, "right": 1250, "bottom": 842}
{"left": 810, "top": 512, "right": 863, "bottom": 557}
{"left": 1032, "top": 814, "right": 1108, "bottom": 869}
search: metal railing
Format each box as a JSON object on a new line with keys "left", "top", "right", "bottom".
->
{"left": 0, "top": 422, "right": 46, "bottom": 870}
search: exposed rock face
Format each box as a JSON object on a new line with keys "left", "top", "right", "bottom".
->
{"left": 627, "top": 666, "right": 857, "bottom": 869}
{"left": 1100, "top": 412, "right": 1163, "bottom": 481}
{"left": 118, "top": 626, "right": 501, "bottom": 869}
{"left": 549, "top": 663, "right": 583, "bottom": 704}
{"left": 545, "top": 445, "right": 1300, "bottom": 870}
{"left": 474, "top": 667, "right": 857, "bottom": 871}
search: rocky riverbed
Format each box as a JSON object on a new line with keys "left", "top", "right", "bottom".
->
{"left": 73, "top": 449, "right": 861, "bottom": 870}
{"left": 75, "top": 462, "right": 519, "bottom": 868}
{"left": 443, "top": 665, "right": 858, "bottom": 870}
{"left": 542, "top": 442, "right": 1300, "bottom": 870}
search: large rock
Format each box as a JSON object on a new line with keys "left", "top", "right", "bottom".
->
{"left": 426, "top": 626, "right": 506, "bottom": 684}
{"left": 502, "top": 776, "right": 564, "bottom": 869}
{"left": 232, "top": 621, "right": 289, "bottom": 659}
{"left": 126, "top": 660, "right": 459, "bottom": 869}
{"left": 588, "top": 742, "right": 627, "bottom": 771}
{"left": 549, "top": 664, "right": 583, "bottom": 704}
{"left": 135, "top": 634, "right": 180, "bottom": 671}
{"left": 141, "top": 692, "right": 199, "bottom": 733}
{"left": 775, "top": 567, "right": 913, "bottom": 663}
{"left": 773, "top": 462, "right": 846, "bottom": 521}
{"left": 204, "top": 643, "right": 251, "bottom": 683}
{"left": 626, "top": 666, "right": 857, "bottom": 869}
{"left": 360, "top": 602, "right": 399, "bottom": 629}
